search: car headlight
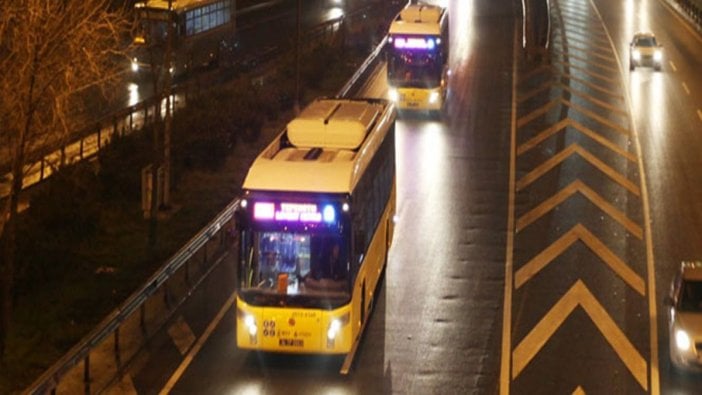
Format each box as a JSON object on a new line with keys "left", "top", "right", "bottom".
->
{"left": 654, "top": 50, "right": 662, "bottom": 62}
{"left": 388, "top": 88, "right": 399, "bottom": 102}
{"left": 632, "top": 50, "right": 641, "bottom": 61}
{"left": 676, "top": 329, "right": 691, "bottom": 351}
{"left": 131, "top": 59, "right": 139, "bottom": 72}
{"left": 429, "top": 91, "right": 440, "bottom": 104}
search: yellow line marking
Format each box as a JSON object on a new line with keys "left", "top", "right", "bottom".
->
{"left": 512, "top": 280, "right": 648, "bottom": 390}
{"left": 557, "top": 84, "right": 627, "bottom": 116}
{"left": 517, "top": 98, "right": 559, "bottom": 128}
{"left": 589, "top": 0, "right": 659, "bottom": 391}
{"left": 516, "top": 180, "right": 643, "bottom": 239}
{"left": 517, "top": 118, "right": 636, "bottom": 162}
{"left": 514, "top": 224, "right": 645, "bottom": 294}
{"left": 572, "top": 386, "right": 586, "bottom": 395}
{"left": 167, "top": 315, "right": 197, "bottom": 356}
{"left": 552, "top": 42, "right": 615, "bottom": 64}
{"left": 553, "top": 59, "right": 619, "bottom": 84}
{"left": 697, "top": 109, "right": 702, "bottom": 122}
{"left": 669, "top": 61, "right": 677, "bottom": 72}
{"left": 518, "top": 79, "right": 555, "bottom": 104}
{"left": 160, "top": 291, "right": 237, "bottom": 395}
{"left": 683, "top": 82, "right": 690, "bottom": 95}
{"left": 521, "top": 64, "right": 552, "bottom": 82}
{"left": 499, "top": 19, "right": 520, "bottom": 395}
{"left": 516, "top": 144, "right": 640, "bottom": 196}
{"left": 551, "top": 48, "right": 619, "bottom": 73}
{"left": 552, "top": 27, "right": 612, "bottom": 49}
{"left": 555, "top": 69, "right": 623, "bottom": 98}
{"left": 562, "top": 99, "right": 630, "bottom": 136}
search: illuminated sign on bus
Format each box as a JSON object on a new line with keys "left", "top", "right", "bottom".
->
{"left": 391, "top": 36, "right": 440, "bottom": 50}
{"left": 253, "top": 202, "right": 337, "bottom": 224}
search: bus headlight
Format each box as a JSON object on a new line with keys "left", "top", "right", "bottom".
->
{"left": 388, "top": 88, "right": 399, "bottom": 102}
{"left": 429, "top": 91, "right": 440, "bottom": 104}
{"left": 675, "top": 329, "right": 691, "bottom": 351}
{"left": 327, "top": 319, "right": 341, "bottom": 340}
{"left": 653, "top": 49, "right": 662, "bottom": 62}
{"left": 244, "top": 315, "right": 258, "bottom": 336}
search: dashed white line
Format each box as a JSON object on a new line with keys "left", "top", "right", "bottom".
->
{"left": 669, "top": 60, "right": 677, "bottom": 72}
{"left": 683, "top": 82, "right": 690, "bottom": 95}
{"left": 698, "top": 109, "right": 702, "bottom": 122}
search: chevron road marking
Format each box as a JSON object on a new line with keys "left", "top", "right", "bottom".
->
{"left": 552, "top": 42, "right": 614, "bottom": 64}
{"left": 516, "top": 144, "right": 640, "bottom": 196}
{"left": 519, "top": 79, "right": 556, "bottom": 104}
{"left": 516, "top": 180, "right": 643, "bottom": 239}
{"left": 514, "top": 224, "right": 645, "bottom": 295}
{"left": 517, "top": 119, "right": 635, "bottom": 162}
{"left": 551, "top": 49, "right": 620, "bottom": 73}
{"left": 556, "top": 84, "right": 627, "bottom": 115}
{"left": 512, "top": 280, "right": 648, "bottom": 390}
{"left": 168, "top": 315, "right": 196, "bottom": 355}
{"left": 553, "top": 60, "right": 619, "bottom": 84}
{"left": 572, "top": 386, "right": 586, "bottom": 395}
{"left": 522, "top": 63, "right": 552, "bottom": 81}
{"left": 518, "top": 98, "right": 629, "bottom": 135}
{"left": 556, "top": 70, "right": 623, "bottom": 98}
{"left": 517, "top": 99, "right": 560, "bottom": 128}
{"left": 552, "top": 30, "right": 612, "bottom": 52}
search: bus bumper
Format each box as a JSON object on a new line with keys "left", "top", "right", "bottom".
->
{"left": 236, "top": 298, "right": 352, "bottom": 354}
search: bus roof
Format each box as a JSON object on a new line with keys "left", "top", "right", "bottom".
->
{"left": 136, "top": 0, "right": 225, "bottom": 12}
{"left": 389, "top": 4, "right": 446, "bottom": 36}
{"left": 243, "top": 98, "right": 395, "bottom": 194}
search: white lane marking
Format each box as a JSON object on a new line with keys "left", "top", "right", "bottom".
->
{"left": 698, "top": 109, "right": 702, "bottom": 122}
{"left": 167, "top": 315, "right": 196, "bottom": 355}
{"left": 160, "top": 291, "right": 237, "bottom": 394}
{"left": 499, "top": 18, "right": 519, "bottom": 395}
{"left": 682, "top": 82, "right": 690, "bottom": 95}
{"left": 669, "top": 61, "right": 677, "bottom": 72}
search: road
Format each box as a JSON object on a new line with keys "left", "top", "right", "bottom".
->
{"left": 114, "top": 0, "right": 702, "bottom": 393}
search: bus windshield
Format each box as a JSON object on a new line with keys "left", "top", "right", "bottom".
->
{"left": 239, "top": 230, "right": 350, "bottom": 307}
{"left": 135, "top": 10, "right": 170, "bottom": 45}
{"left": 387, "top": 50, "right": 443, "bottom": 88}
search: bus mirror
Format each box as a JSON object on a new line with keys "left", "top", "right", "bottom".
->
{"left": 234, "top": 209, "right": 248, "bottom": 231}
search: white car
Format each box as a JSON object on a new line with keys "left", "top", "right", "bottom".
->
{"left": 666, "top": 261, "right": 702, "bottom": 371}
{"left": 629, "top": 32, "right": 663, "bottom": 71}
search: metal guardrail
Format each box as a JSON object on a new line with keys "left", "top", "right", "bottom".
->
{"left": 24, "top": 6, "right": 390, "bottom": 395}
{"left": 26, "top": 199, "right": 239, "bottom": 395}
{"left": 673, "top": 0, "right": 702, "bottom": 26}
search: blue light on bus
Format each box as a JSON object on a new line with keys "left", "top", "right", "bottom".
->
{"left": 323, "top": 205, "right": 336, "bottom": 223}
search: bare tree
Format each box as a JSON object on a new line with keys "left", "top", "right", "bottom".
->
{"left": 0, "top": 0, "right": 132, "bottom": 359}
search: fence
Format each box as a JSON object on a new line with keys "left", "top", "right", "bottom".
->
{"left": 24, "top": 6, "right": 390, "bottom": 395}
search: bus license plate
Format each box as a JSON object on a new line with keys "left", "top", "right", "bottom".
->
{"left": 279, "top": 338, "right": 303, "bottom": 347}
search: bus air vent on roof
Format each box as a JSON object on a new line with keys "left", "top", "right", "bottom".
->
{"left": 287, "top": 99, "right": 381, "bottom": 149}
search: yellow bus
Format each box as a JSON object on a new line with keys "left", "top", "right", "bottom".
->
{"left": 131, "top": 0, "right": 236, "bottom": 79}
{"left": 386, "top": 3, "right": 449, "bottom": 115}
{"left": 234, "top": 98, "right": 396, "bottom": 356}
